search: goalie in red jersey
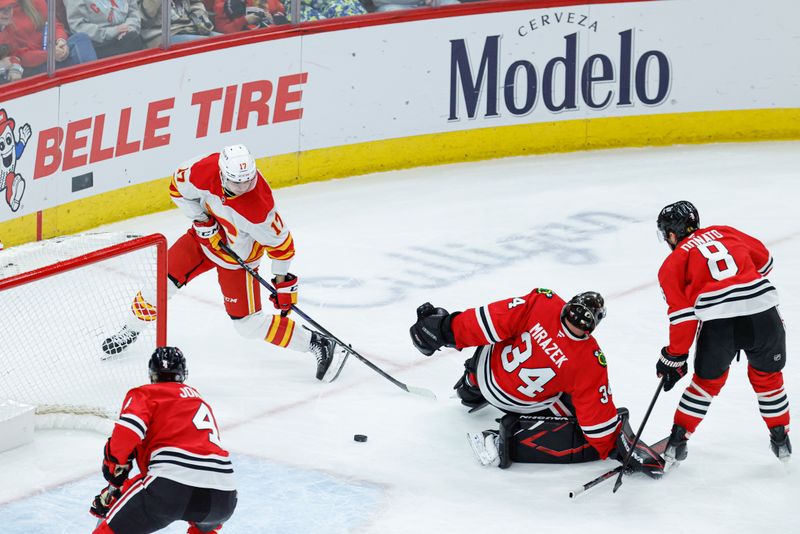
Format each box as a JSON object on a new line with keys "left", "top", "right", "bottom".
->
{"left": 655, "top": 201, "right": 790, "bottom": 468}
{"left": 91, "top": 347, "right": 237, "bottom": 534}
{"left": 101, "top": 144, "right": 346, "bottom": 383}
{"left": 410, "top": 288, "right": 663, "bottom": 477}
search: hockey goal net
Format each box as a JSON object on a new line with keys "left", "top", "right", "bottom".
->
{"left": 0, "top": 233, "right": 167, "bottom": 431}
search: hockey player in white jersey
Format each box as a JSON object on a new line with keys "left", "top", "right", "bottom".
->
{"left": 102, "top": 145, "right": 346, "bottom": 382}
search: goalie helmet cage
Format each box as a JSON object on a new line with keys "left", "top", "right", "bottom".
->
{"left": 0, "top": 233, "right": 167, "bottom": 432}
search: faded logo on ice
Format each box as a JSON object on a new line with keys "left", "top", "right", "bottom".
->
{"left": 304, "top": 211, "right": 639, "bottom": 308}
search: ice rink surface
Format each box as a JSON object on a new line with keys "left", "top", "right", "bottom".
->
{"left": 1, "top": 141, "right": 798, "bottom": 533}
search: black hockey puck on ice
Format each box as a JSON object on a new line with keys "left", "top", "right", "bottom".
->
{"left": 354, "top": 434, "right": 368, "bottom": 442}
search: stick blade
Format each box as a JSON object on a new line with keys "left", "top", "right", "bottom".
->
{"left": 405, "top": 385, "right": 437, "bottom": 400}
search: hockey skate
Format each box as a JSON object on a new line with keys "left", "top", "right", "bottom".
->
{"left": 101, "top": 325, "right": 140, "bottom": 358}
{"left": 467, "top": 430, "right": 500, "bottom": 467}
{"left": 663, "top": 424, "right": 689, "bottom": 471}
{"left": 309, "top": 331, "right": 349, "bottom": 383}
{"left": 769, "top": 426, "right": 792, "bottom": 462}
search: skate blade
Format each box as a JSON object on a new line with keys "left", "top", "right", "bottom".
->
{"left": 466, "top": 432, "right": 498, "bottom": 467}
{"left": 662, "top": 457, "right": 681, "bottom": 474}
{"left": 322, "top": 346, "right": 349, "bottom": 383}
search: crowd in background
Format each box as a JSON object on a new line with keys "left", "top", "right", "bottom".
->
{"left": 0, "top": 0, "right": 477, "bottom": 84}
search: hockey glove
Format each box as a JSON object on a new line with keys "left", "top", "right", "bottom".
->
{"left": 657, "top": 347, "right": 688, "bottom": 392}
{"left": 409, "top": 302, "right": 458, "bottom": 356}
{"left": 269, "top": 273, "right": 298, "bottom": 313}
{"left": 224, "top": 0, "right": 246, "bottom": 17}
{"left": 102, "top": 438, "right": 131, "bottom": 488}
{"left": 192, "top": 217, "right": 225, "bottom": 251}
{"left": 453, "top": 356, "right": 485, "bottom": 409}
{"left": 90, "top": 485, "right": 121, "bottom": 519}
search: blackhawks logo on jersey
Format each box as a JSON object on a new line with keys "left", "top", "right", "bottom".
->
{"left": 535, "top": 288, "right": 554, "bottom": 298}
{"left": 594, "top": 350, "right": 607, "bottom": 367}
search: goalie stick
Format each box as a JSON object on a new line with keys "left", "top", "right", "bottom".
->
{"left": 569, "top": 435, "right": 669, "bottom": 499}
{"left": 569, "top": 466, "right": 624, "bottom": 499}
{"left": 218, "top": 242, "right": 436, "bottom": 399}
{"left": 612, "top": 377, "right": 665, "bottom": 493}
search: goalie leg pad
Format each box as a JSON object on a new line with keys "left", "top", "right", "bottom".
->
{"left": 614, "top": 409, "right": 665, "bottom": 479}
{"left": 498, "top": 412, "right": 601, "bottom": 468}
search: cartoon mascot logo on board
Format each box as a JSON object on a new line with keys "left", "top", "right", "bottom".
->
{"left": 0, "top": 108, "right": 32, "bottom": 213}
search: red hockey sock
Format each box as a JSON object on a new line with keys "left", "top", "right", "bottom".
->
{"left": 674, "top": 371, "right": 729, "bottom": 434}
{"left": 264, "top": 314, "right": 296, "bottom": 348}
{"left": 93, "top": 521, "right": 115, "bottom": 534}
{"left": 748, "top": 366, "right": 790, "bottom": 430}
{"left": 187, "top": 523, "right": 221, "bottom": 534}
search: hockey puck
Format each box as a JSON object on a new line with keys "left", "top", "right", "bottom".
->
{"left": 354, "top": 434, "right": 368, "bottom": 443}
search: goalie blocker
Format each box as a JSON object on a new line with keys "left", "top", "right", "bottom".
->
{"left": 469, "top": 408, "right": 664, "bottom": 478}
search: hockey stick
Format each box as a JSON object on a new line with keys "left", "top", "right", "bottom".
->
{"left": 612, "top": 377, "right": 666, "bottom": 493}
{"left": 569, "top": 466, "right": 624, "bottom": 499}
{"left": 218, "top": 242, "right": 436, "bottom": 399}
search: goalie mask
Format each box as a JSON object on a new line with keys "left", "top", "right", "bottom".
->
{"left": 561, "top": 292, "right": 606, "bottom": 335}
{"left": 149, "top": 346, "right": 188, "bottom": 383}
{"left": 219, "top": 144, "right": 257, "bottom": 196}
{"left": 657, "top": 200, "right": 699, "bottom": 248}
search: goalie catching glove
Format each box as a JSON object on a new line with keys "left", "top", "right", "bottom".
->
{"left": 269, "top": 273, "right": 298, "bottom": 312}
{"left": 409, "top": 302, "right": 459, "bottom": 356}
{"left": 192, "top": 217, "right": 225, "bottom": 251}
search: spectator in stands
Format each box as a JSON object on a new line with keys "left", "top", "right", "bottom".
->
{"left": 0, "top": 1, "right": 24, "bottom": 82}
{"left": 215, "top": 0, "right": 370, "bottom": 30}
{"left": 3, "top": 0, "right": 96, "bottom": 76}
{"left": 141, "top": 0, "right": 220, "bottom": 47}
{"left": 0, "top": 43, "right": 24, "bottom": 83}
{"left": 214, "top": 0, "right": 283, "bottom": 34}
{"left": 301, "top": 0, "right": 366, "bottom": 20}
{"left": 64, "top": 0, "right": 144, "bottom": 59}
{"left": 372, "top": 0, "right": 459, "bottom": 12}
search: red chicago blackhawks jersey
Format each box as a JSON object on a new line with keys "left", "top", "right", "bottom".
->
{"left": 108, "top": 381, "right": 235, "bottom": 491}
{"left": 168, "top": 153, "right": 295, "bottom": 275}
{"left": 659, "top": 225, "right": 778, "bottom": 355}
{"left": 450, "top": 288, "right": 619, "bottom": 458}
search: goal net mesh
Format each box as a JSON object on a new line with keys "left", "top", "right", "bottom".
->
{"left": 0, "top": 233, "right": 166, "bottom": 430}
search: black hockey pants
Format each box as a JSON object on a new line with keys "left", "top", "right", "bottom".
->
{"left": 106, "top": 476, "right": 237, "bottom": 534}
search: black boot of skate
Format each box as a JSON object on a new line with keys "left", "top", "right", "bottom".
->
{"left": 769, "top": 426, "right": 792, "bottom": 462}
{"left": 309, "top": 331, "right": 348, "bottom": 383}
{"left": 102, "top": 325, "right": 140, "bottom": 357}
{"left": 664, "top": 424, "right": 689, "bottom": 469}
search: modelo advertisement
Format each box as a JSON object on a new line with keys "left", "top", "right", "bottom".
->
{"left": 298, "top": 0, "right": 800, "bottom": 149}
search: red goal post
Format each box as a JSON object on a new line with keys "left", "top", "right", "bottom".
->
{"left": 0, "top": 233, "right": 167, "bottom": 430}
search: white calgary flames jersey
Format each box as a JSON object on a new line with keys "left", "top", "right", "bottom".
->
{"left": 169, "top": 153, "right": 295, "bottom": 274}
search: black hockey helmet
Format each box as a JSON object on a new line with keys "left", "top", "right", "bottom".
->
{"left": 657, "top": 201, "right": 699, "bottom": 245}
{"left": 148, "top": 346, "right": 187, "bottom": 383}
{"left": 561, "top": 292, "right": 606, "bottom": 335}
